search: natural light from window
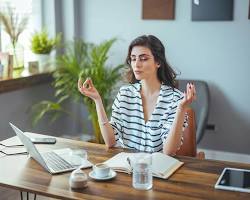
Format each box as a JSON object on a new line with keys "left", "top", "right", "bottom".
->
{"left": 0, "top": 0, "right": 33, "bottom": 67}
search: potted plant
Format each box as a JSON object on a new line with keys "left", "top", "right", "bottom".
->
{"left": 0, "top": 5, "right": 28, "bottom": 71}
{"left": 31, "top": 29, "right": 61, "bottom": 72}
{"left": 31, "top": 38, "right": 123, "bottom": 144}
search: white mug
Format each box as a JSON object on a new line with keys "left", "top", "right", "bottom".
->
{"left": 93, "top": 163, "right": 110, "bottom": 178}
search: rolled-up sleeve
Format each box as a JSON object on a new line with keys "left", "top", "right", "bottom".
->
{"left": 161, "top": 92, "right": 188, "bottom": 146}
{"left": 110, "top": 91, "right": 124, "bottom": 146}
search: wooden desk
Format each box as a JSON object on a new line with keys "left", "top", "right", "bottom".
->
{"left": 0, "top": 135, "right": 250, "bottom": 200}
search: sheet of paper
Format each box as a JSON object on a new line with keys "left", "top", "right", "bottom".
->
{"left": 0, "top": 136, "right": 23, "bottom": 146}
{"left": 1, "top": 147, "right": 27, "bottom": 155}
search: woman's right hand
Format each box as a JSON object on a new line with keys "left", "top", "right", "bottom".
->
{"left": 78, "top": 77, "right": 101, "bottom": 101}
{"left": 179, "top": 83, "right": 196, "bottom": 110}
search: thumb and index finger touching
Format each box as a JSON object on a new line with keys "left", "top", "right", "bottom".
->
{"left": 181, "top": 83, "right": 197, "bottom": 106}
{"left": 185, "top": 83, "right": 197, "bottom": 102}
{"left": 78, "top": 77, "right": 93, "bottom": 89}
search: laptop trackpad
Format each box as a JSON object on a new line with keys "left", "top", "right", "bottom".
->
{"left": 53, "top": 148, "right": 92, "bottom": 167}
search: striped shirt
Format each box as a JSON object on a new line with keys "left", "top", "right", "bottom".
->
{"left": 110, "top": 82, "right": 188, "bottom": 153}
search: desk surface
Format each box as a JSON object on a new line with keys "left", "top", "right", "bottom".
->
{"left": 0, "top": 135, "right": 250, "bottom": 200}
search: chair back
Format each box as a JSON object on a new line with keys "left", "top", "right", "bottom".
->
{"left": 176, "top": 107, "right": 197, "bottom": 157}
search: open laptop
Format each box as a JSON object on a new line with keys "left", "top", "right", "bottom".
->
{"left": 9, "top": 122, "right": 92, "bottom": 174}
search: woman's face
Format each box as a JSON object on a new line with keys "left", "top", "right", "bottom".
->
{"left": 130, "top": 46, "right": 159, "bottom": 81}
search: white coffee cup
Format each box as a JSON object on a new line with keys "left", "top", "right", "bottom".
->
{"left": 93, "top": 163, "right": 110, "bottom": 178}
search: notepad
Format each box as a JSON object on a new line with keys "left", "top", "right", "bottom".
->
{"left": 104, "top": 152, "right": 184, "bottom": 179}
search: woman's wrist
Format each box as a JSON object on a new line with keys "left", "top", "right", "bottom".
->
{"left": 177, "top": 104, "right": 187, "bottom": 114}
{"left": 94, "top": 96, "right": 102, "bottom": 104}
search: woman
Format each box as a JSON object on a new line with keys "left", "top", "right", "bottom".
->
{"left": 78, "top": 35, "right": 196, "bottom": 155}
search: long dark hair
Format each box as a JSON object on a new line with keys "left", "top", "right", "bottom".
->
{"left": 125, "top": 35, "right": 177, "bottom": 88}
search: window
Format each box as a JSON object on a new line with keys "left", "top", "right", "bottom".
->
{"left": 0, "top": 0, "right": 33, "bottom": 66}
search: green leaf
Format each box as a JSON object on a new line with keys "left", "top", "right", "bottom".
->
{"left": 31, "top": 38, "right": 124, "bottom": 143}
{"left": 31, "top": 28, "right": 62, "bottom": 54}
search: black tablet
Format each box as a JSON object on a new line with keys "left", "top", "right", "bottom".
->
{"left": 215, "top": 168, "right": 250, "bottom": 193}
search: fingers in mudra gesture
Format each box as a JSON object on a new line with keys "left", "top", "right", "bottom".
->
{"left": 180, "top": 82, "right": 196, "bottom": 109}
{"left": 78, "top": 77, "right": 101, "bottom": 101}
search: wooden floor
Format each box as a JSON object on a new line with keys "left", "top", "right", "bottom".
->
{"left": 0, "top": 187, "right": 56, "bottom": 200}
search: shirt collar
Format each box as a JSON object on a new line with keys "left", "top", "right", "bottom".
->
{"left": 132, "top": 82, "right": 171, "bottom": 94}
{"left": 133, "top": 82, "right": 141, "bottom": 93}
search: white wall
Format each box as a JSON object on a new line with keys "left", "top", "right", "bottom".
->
{"left": 80, "top": 0, "right": 250, "bottom": 154}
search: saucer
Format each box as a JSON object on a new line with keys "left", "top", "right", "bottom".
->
{"left": 89, "top": 169, "right": 117, "bottom": 180}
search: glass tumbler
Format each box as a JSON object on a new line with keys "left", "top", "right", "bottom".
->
{"left": 69, "top": 149, "right": 88, "bottom": 166}
{"left": 132, "top": 153, "right": 153, "bottom": 190}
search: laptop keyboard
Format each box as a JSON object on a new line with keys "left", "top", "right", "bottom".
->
{"left": 42, "top": 151, "right": 73, "bottom": 172}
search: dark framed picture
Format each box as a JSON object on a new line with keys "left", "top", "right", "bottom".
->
{"left": 142, "top": 0, "right": 175, "bottom": 20}
{"left": 249, "top": 0, "right": 250, "bottom": 19}
{"left": 192, "top": 0, "right": 234, "bottom": 21}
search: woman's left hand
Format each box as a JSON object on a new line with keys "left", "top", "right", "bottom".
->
{"left": 179, "top": 83, "right": 196, "bottom": 110}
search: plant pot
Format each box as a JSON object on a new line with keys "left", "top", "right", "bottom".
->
{"left": 91, "top": 115, "right": 104, "bottom": 144}
{"left": 34, "top": 54, "right": 51, "bottom": 72}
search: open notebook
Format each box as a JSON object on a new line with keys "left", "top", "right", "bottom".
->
{"left": 104, "top": 152, "right": 184, "bottom": 179}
